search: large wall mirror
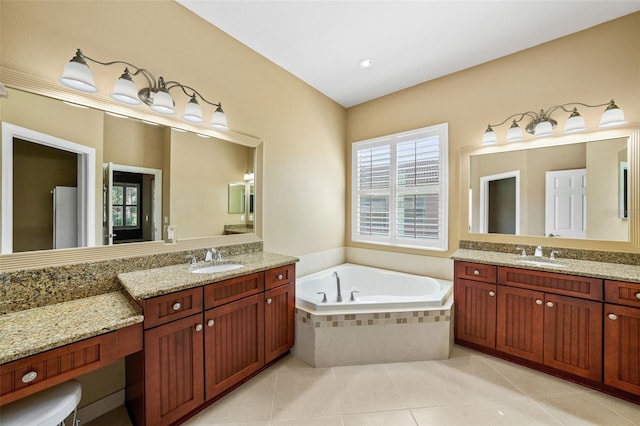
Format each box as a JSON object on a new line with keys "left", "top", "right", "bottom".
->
{"left": 1, "top": 85, "right": 262, "bottom": 258}
{"left": 462, "top": 127, "right": 639, "bottom": 248}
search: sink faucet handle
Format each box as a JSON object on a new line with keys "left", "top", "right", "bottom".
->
{"left": 516, "top": 246, "right": 527, "bottom": 257}
{"left": 549, "top": 250, "right": 562, "bottom": 260}
{"left": 350, "top": 290, "right": 360, "bottom": 302}
{"left": 185, "top": 255, "right": 197, "bottom": 265}
{"left": 204, "top": 249, "right": 213, "bottom": 262}
{"left": 317, "top": 292, "right": 328, "bottom": 303}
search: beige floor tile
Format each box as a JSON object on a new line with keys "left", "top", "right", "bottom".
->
{"left": 333, "top": 364, "right": 406, "bottom": 414}
{"left": 386, "top": 361, "right": 465, "bottom": 408}
{"left": 535, "top": 391, "right": 636, "bottom": 425}
{"left": 275, "top": 354, "right": 315, "bottom": 370}
{"left": 584, "top": 391, "right": 640, "bottom": 425}
{"left": 82, "top": 405, "right": 132, "bottom": 426}
{"left": 271, "top": 415, "right": 344, "bottom": 426}
{"left": 484, "top": 356, "right": 590, "bottom": 397}
{"left": 271, "top": 367, "right": 341, "bottom": 420}
{"left": 343, "top": 409, "right": 417, "bottom": 426}
{"left": 411, "top": 399, "right": 562, "bottom": 426}
{"left": 197, "top": 369, "right": 277, "bottom": 425}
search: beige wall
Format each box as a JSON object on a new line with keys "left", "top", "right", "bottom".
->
{"left": 347, "top": 12, "right": 640, "bottom": 256}
{"left": 103, "top": 114, "right": 166, "bottom": 170}
{"left": 0, "top": 0, "right": 347, "bottom": 258}
{"left": 587, "top": 137, "right": 629, "bottom": 240}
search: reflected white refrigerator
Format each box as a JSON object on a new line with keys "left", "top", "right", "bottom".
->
{"left": 53, "top": 186, "right": 78, "bottom": 249}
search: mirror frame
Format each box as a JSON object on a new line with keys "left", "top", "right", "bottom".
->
{"left": 0, "top": 66, "right": 264, "bottom": 272}
{"left": 460, "top": 125, "right": 640, "bottom": 251}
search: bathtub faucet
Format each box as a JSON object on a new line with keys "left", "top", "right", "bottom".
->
{"left": 332, "top": 271, "right": 342, "bottom": 302}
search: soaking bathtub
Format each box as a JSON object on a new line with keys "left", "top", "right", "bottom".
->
{"left": 293, "top": 263, "right": 454, "bottom": 367}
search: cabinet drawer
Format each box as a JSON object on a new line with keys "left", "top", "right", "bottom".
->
{"left": 498, "top": 267, "right": 603, "bottom": 301}
{"left": 455, "top": 261, "right": 497, "bottom": 284}
{"left": 1, "top": 332, "right": 118, "bottom": 406}
{"left": 605, "top": 280, "right": 640, "bottom": 308}
{"left": 142, "top": 288, "right": 203, "bottom": 329}
{"left": 204, "top": 272, "right": 264, "bottom": 310}
{"left": 265, "top": 264, "right": 296, "bottom": 290}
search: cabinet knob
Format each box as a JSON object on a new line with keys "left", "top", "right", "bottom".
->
{"left": 207, "top": 319, "right": 214, "bottom": 327}
{"left": 277, "top": 274, "right": 283, "bottom": 280}
{"left": 172, "top": 302, "right": 181, "bottom": 311}
{"left": 488, "top": 291, "right": 495, "bottom": 297}
{"left": 21, "top": 371, "right": 38, "bottom": 383}
{"left": 546, "top": 301, "right": 554, "bottom": 308}
{"left": 266, "top": 298, "right": 272, "bottom": 304}
{"left": 608, "top": 313, "right": 618, "bottom": 321}
{"left": 195, "top": 324, "right": 203, "bottom": 332}
{"left": 635, "top": 292, "right": 640, "bottom": 300}
{"left": 535, "top": 299, "right": 543, "bottom": 305}
{"left": 473, "top": 269, "right": 480, "bottom": 276}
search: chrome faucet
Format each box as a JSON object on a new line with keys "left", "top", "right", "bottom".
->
{"left": 205, "top": 248, "right": 222, "bottom": 262}
{"left": 332, "top": 271, "right": 342, "bottom": 302}
{"left": 185, "top": 254, "right": 197, "bottom": 265}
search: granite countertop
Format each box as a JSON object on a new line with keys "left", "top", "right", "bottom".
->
{"left": 0, "top": 291, "right": 143, "bottom": 364}
{"left": 119, "top": 251, "right": 299, "bottom": 300}
{"left": 451, "top": 249, "right": 640, "bottom": 283}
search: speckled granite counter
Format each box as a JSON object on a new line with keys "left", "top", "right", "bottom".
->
{"left": 119, "top": 251, "right": 299, "bottom": 300}
{"left": 452, "top": 249, "right": 640, "bottom": 283}
{"left": 0, "top": 291, "right": 143, "bottom": 364}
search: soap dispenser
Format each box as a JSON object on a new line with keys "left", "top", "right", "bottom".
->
{"left": 534, "top": 245, "right": 542, "bottom": 257}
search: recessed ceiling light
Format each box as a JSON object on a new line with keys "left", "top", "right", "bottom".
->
{"left": 358, "top": 59, "right": 374, "bottom": 69}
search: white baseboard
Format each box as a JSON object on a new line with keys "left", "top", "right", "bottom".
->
{"left": 76, "top": 389, "right": 125, "bottom": 423}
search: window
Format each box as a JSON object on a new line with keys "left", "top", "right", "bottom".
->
{"left": 352, "top": 123, "right": 448, "bottom": 250}
{"left": 112, "top": 183, "right": 139, "bottom": 229}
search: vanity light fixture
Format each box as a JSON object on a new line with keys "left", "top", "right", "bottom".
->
{"left": 59, "top": 49, "right": 229, "bottom": 131}
{"left": 482, "top": 99, "right": 626, "bottom": 145}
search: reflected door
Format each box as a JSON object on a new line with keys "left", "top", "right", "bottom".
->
{"left": 545, "top": 169, "right": 586, "bottom": 238}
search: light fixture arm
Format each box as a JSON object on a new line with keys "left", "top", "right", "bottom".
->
{"left": 164, "top": 81, "right": 222, "bottom": 108}
{"left": 487, "top": 111, "right": 538, "bottom": 128}
{"left": 542, "top": 100, "right": 612, "bottom": 118}
{"left": 72, "top": 49, "right": 157, "bottom": 91}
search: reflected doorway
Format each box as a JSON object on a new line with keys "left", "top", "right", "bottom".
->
{"left": 479, "top": 170, "right": 520, "bottom": 235}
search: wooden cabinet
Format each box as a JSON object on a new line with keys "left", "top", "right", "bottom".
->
{"left": 454, "top": 278, "right": 497, "bottom": 348}
{"left": 204, "top": 294, "right": 265, "bottom": 400}
{"left": 128, "top": 264, "right": 296, "bottom": 425}
{"left": 143, "top": 314, "right": 204, "bottom": 426}
{"left": 455, "top": 260, "right": 638, "bottom": 402}
{"left": 604, "top": 280, "right": 640, "bottom": 395}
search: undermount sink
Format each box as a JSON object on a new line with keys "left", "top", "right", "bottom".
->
{"left": 517, "top": 259, "right": 567, "bottom": 268}
{"left": 190, "top": 263, "right": 244, "bottom": 274}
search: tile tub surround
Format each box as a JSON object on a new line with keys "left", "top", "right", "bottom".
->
{"left": 459, "top": 240, "right": 640, "bottom": 266}
{"left": 0, "top": 241, "right": 263, "bottom": 314}
{"left": 452, "top": 248, "right": 640, "bottom": 283}
{"left": 293, "top": 297, "right": 454, "bottom": 367}
{"left": 0, "top": 291, "right": 143, "bottom": 364}
{"left": 118, "top": 251, "right": 299, "bottom": 300}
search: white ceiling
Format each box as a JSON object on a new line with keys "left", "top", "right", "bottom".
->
{"left": 177, "top": 1, "right": 640, "bottom": 108}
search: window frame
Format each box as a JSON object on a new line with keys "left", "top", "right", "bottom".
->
{"left": 112, "top": 182, "right": 140, "bottom": 230}
{"left": 351, "top": 123, "right": 449, "bottom": 251}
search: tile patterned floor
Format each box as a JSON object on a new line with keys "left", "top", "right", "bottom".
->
{"left": 86, "top": 345, "right": 639, "bottom": 426}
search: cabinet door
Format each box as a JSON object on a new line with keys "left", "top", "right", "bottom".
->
{"left": 265, "top": 282, "right": 295, "bottom": 363}
{"left": 455, "top": 278, "right": 497, "bottom": 348}
{"left": 496, "top": 286, "right": 544, "bottom": 363}
{"left": 604, "top": 303, "right": 640, "bottom": 395}
{"left": 204, "top": 293, "right": 265, "bottom": 400}
{"left": 543, "top": 294, "right": 602, "bottom": 381}
{"left": 144, "top": 314, "right": 204, "bottom": 426}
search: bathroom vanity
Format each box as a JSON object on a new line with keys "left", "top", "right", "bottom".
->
{"left": 452, "top": 249, "right": 640, "bottom": 403}
{"left": 118, "top": 254, "right": 296, "bottom": 426}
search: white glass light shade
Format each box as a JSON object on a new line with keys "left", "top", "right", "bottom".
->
{"left": 599, "top": 105, "right": 626, "bottom": 127}
{"left": 481, "top": 127, "right": 497, "bottom": 145}
{"left": 211, "top": 107, "right": 229, "bottom": 130}
{"left": 149, "top": 88, "right": 175, "bottom": 115}
{"left": 182, "top": 97, "right": 204, "bottom": 123}
{"left": 506, "top": 122, "right": 524, "bottom": 142}
{"left": 59, "top": 61, "right": 97, "bottom": 93}
{"left": 534, "top": 120, "right": 553, "bottom": 137}
{"left": 110, "top": 76, "right": 140, "bottom": 105}
{"left": 563, "top": 114, "right": 586, "bottom": 133}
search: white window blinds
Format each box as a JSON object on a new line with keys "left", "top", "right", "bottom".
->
{"left": 352, "top": 123, "right": 448, "bottom": 250}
